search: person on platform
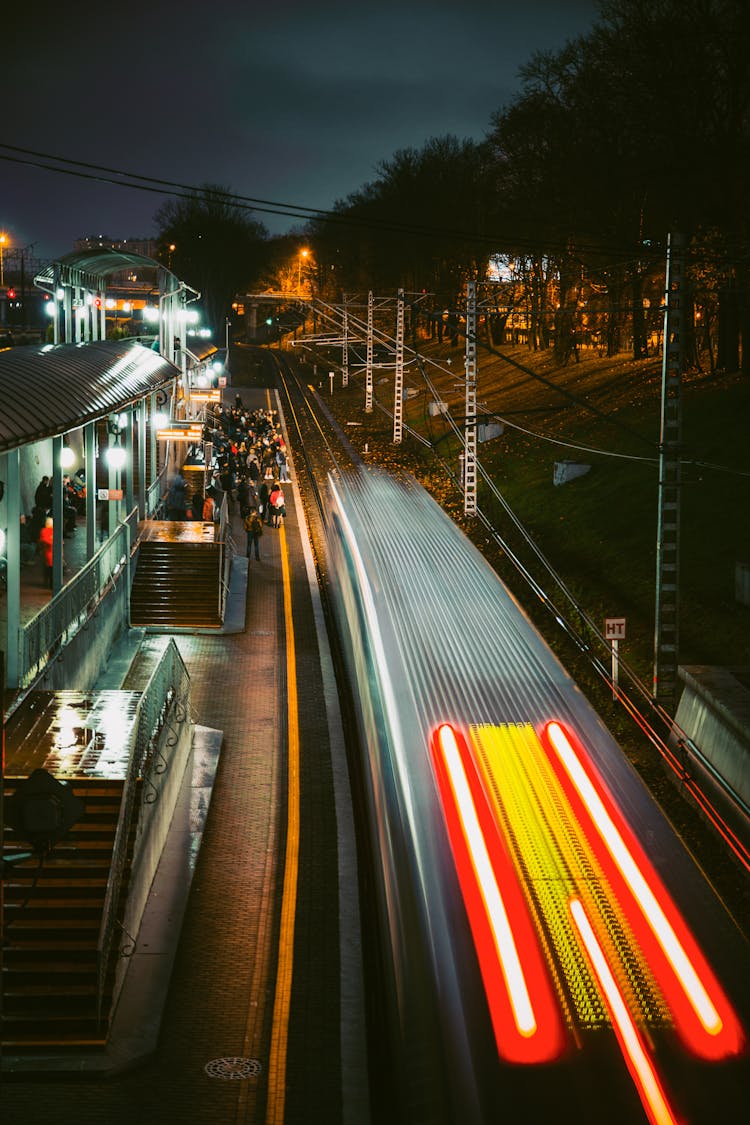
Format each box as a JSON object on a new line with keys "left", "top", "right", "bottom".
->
{"left": 38, "top": 516, "right": 55, "bottom": 588}
{"left": 166, "top": 472, "right": 188, "bottom": 520}
{"left": 268, "top": 482, "right": 285, "bottom": 528}
{"left": 243, "top": 506, "right": 263, "bottom": 561}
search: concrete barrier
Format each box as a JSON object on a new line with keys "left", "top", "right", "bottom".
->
{"left": 672, "top": 665, "right": 750, "bottom": 846}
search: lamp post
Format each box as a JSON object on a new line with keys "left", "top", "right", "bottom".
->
{"left": 297, "top": 248, "right": 309, "bottom": 295}
{"left": 0, "top": 232, "right": 6, "bottom": 287}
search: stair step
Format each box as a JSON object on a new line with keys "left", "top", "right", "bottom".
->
{"left": 4, "top": 916, "right": 101, "bottom": 933}
{"left": 0, "top": 1033, "right": 108, "bottom": 1049}
{"left": 4, "top": 962, "right": 103, "bottom": 979}
{"left": 3, "top": 980, "right": 99, "bottom": 996}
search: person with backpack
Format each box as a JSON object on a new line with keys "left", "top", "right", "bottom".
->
{"left": 268, "top": 482, "right": 285, "bottom": 528}
{"left": 243, "top": 507, "right": 263, "bottom": 561}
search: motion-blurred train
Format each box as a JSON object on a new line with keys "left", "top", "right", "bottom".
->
{"left": 324, "top": 467, "right": 749, "bottom": 1125}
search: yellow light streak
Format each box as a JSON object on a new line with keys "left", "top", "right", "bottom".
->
{"left": 547, "top": 721, "right": 722, "bottom": 1037}
{"left": 438, "top": 725, "right": 537, "bottom": 1037}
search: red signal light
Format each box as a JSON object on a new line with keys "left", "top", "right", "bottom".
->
{"left": 7, "top": 287, "right": 16, "bottom": 299}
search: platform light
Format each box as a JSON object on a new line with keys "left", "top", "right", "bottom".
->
{"left": 60, "top": 443, "right": 76, "bottom": 469}
{"left": 153, "top": 411, "right": 169, "bottom": 430}
{"left": 143, "top": 305, "right": 159, "bottom": 323}
{"left": 106, "top": 441, "right": 127, "bottom": 470}
{"left": 44, "top": 300, "right": 56, "bottom": 317}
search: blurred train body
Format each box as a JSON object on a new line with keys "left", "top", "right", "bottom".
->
{"left": 324, "top": 468, "right": 750, "bottom": 1125}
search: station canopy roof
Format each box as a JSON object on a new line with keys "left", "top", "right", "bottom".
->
{"left": 34, "top": 247, "right": 178, "bottom": 293}
{"left": 0, "top": 339, "right": 179, "bottom": 454}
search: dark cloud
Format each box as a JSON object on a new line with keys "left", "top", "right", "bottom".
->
{"left": 0, "top": 1, "right": 599, "bottom": 258}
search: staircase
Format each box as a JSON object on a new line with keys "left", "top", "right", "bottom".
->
{"left": 1, "top": 778, "right": 126, "bottom": 1052}
{"left": 130, "top": 535, "right": 223, "bottom": 629}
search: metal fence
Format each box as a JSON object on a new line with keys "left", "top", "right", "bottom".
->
{"left": 96, "top": 638, "right": 192, "bottom": 1023}
{"left": 19, "top": 521, "right": 132, "bottom": 689}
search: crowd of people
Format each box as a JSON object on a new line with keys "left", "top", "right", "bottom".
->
{"left": 16, "top": 471, "right": 87, "bottom": 586}
{"left": 11, "top": 398, "right": 287, "bottom": 591}
{"left": 165, "top": 396, "right": 289, "bottom": 563}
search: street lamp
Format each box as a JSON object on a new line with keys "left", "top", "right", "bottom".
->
{"left": 297, "top": 248, "right": 309, "bottom": 295}
{"left": 0, "top": 232, "right": 6, "bottom": 287}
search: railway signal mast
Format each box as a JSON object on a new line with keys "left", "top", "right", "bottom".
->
{"left": 653, "top": 233, "right": 685, "bottom": 711}
{"left": 393, "top": 288, "right": 405, "bottom": 443}
{"left": 464, "top": 280, "right": 478, "bottom": 516}
{"left": 365, "top": 290, "right": 374, "bottom": 412}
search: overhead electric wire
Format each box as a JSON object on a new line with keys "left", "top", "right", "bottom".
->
{"left": 0, "top": 140, "right": 664, "bottom": 260}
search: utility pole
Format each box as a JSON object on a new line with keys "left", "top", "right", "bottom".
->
{"left": 653, "top": 232, "right": 686, "bottom": 710}
{"left": 342, "top": 296, "right": 349, "bottom": 388}
{"left": 393, "top": 288, "right": 405, "bottom": 443}
{"left": 365, "top": 289, "right": 373, "bottom": 412}
{"left": 464, "top": 281, "right": 478, "bottom": 516}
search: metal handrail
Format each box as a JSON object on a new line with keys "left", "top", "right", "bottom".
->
{"left": 96, "top": 638, "right": 191, "bottom": 1023}
{"left": 20, "top": 523, "right": 131, "bottom": 688}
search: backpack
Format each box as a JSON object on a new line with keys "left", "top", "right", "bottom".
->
{"left": 244, "top": 512, "right": 263, "bottom": 536}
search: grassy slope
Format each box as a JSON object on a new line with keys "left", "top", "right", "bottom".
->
{"left": 311, "top": 337, "right": 750, "bottom": 924}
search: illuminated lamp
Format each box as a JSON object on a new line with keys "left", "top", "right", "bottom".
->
{"left": 106, "top": 439, "right": 127, "bottom": 470}
{"left": 60, "top": 442, "right": 76, "bottom": 469}
{"left": 44, "top": 300, "right": 56, "bottom": 317}
{"left": 153, "top": 411, "right": 169, "bottom": 430}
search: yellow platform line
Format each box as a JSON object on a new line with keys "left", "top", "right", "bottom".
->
{"left": 264, "top": 521, "right": 301, "bottom": 1124}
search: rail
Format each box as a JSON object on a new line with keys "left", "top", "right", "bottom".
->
{"left": 96, "top": 638, "right": 192, "bottom": 1024}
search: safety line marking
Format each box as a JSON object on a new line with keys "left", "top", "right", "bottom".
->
{"left": 265, "top": 520, "right": 301, "bottom": 1124}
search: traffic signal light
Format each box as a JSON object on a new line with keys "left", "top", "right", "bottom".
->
{"left": 7, "top": 287, "right": 16, "bottom": 300}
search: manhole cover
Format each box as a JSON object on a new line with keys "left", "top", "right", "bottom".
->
{"left": 204, "top": 1057, "right": 262, "bottom": 1080}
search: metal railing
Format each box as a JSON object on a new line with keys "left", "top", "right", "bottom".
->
{"left": 96, "top": 638, "right": 192, "bottom": 1023}
{"left": 19, "top": 522, "right": 132, "bottom": 689}
{"left": 217, "top": 494, "right": 233, "bottom": 620}
{"left": 147, "top": 466, "right": 169, "bottom": 518}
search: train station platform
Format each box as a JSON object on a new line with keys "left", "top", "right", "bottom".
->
{"left": 0, "top": 384, "right": 369, "bottom": 1125}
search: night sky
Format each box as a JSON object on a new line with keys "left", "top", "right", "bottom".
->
{"left": 2, "top": 0, "right": 599, "bottom": 262}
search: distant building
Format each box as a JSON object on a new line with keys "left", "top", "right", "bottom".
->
{"left": 74, "top": 235, "right": 158, "bottom": 260}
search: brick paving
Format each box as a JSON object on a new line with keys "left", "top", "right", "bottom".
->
{"left": 0, "top": 385, "right": 361, "bottom": 1125}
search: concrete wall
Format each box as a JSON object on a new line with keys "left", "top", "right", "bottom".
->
{"left": 35, "top": 576, "right": 129, "bottom": 691}
{"left": 672, "top": 665, "right": 750, "bottom": 840}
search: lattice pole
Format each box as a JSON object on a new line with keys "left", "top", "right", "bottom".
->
{"left": 393, "top": 287, "right": 405, "bottom": 443}
{"left": 653, "top": 233, "right": 686, "bottom": 710}
{"left": 342, "top": 296, "right": 349, "bottom": 388}
{"left": 365, "top": 290, "right": 374, "bottom": 412}
{"left": 464, "top": 281, "right": 478, "bottom": 516}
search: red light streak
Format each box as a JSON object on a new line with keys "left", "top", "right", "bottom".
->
{"left": 569, "top": 898, "right": 683, "bottom": 1125}
{"left": 544, "top": 720, "right": 745, "bottom": 1060}
{"left": 431, "top": 724, "right": 565, "bottom": 1064}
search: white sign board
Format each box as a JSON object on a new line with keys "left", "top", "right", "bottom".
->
{"left": 605, "top": 617, "right": 626, "bottom": 640}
